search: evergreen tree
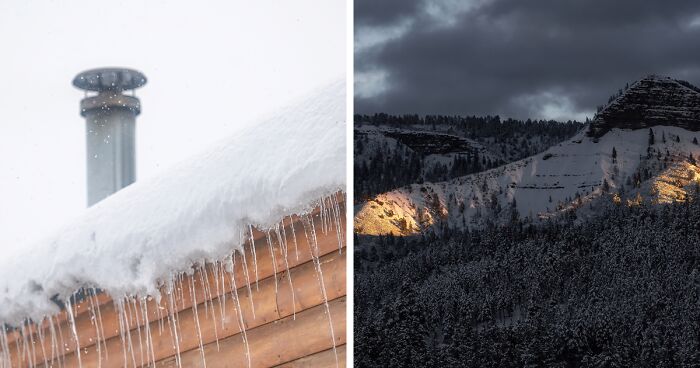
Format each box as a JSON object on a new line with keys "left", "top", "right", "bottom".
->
{"left": 357, "top": 194, "right": 700, "bottom": 367}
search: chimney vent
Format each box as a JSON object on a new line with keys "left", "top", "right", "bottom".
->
{"left": 73, "top": 67, "right": 147, "bottom": 206}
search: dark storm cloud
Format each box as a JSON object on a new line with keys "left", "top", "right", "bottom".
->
{"left": 355, "top": 0, "right": 700, "bottom": 120}
{"left": 355, "top": 0, "right": 421, "bottom": 26}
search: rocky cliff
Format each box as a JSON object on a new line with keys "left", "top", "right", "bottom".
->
{"left": 588, "top": 75, "right": 700, "bottom": 137}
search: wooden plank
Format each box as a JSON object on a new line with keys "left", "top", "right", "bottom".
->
{"left": 45, "top": 250, "right": 345, "bottom": 368}
{"left": 274, "top": 345, "right": 346, "bottom": 368}
{"left": 8, "top": 194, "right": 345, "bottom": 367}
{"left": 155, "top": 297, "right": 347, "bottom": 368}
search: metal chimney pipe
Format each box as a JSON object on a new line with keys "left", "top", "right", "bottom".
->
{"left": 73, "top": 68, "right": 147, "bottom": 206}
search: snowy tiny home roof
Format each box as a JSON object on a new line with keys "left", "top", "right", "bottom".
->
{"left": 0, "top": 80, "right": 345, "bottom": 325}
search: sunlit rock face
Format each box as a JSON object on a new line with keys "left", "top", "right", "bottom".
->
{"left": 649, "top": 161, "right": 700, "bottom": 204}
{"left": 354, "top": 192, "right": 433, "bottom": 236}
{"left": 588, "top": 75, "right": 700, "bottom": 138}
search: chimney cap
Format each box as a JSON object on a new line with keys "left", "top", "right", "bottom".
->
{"left": 73, "top": 67, "right": 147, "bottom": 92}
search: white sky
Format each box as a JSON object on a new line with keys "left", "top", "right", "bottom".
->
{"left": 0, "top": 0, "right": 345, "bottom": 247}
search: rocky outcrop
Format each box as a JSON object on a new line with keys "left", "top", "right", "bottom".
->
{"left": 588, "top": 75, "right": 700, "bottom": 138}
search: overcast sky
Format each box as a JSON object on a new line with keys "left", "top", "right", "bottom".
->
{"left": 355, "top": 0, "right": 700, "bottom": 121}
{"left": 0, "top": 0, "right": 344, "bottom": 247}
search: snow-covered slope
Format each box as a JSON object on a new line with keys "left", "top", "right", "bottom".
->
{"left": 355, "top": 126, "right": 700, "bottom": 236}
{"left": 355, "top": 75, "right": 700, "bottom": 236}
{"left": 354, "top": 119, "right": 584, "bottom": 202}
{"left": 0, "top": 80, "right": 345, "bottom": 324}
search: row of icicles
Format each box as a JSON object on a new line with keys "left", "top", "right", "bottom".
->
{"left": 0, "top": 194, "right": 345, "bottom": 368}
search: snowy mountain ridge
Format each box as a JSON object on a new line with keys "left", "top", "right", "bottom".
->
{"left": 355, "top": 76, "right": 700, "bottom": 236}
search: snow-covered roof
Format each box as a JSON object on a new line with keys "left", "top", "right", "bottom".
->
{"left": 0, "top": 80, "right": 345, "bottom": 325}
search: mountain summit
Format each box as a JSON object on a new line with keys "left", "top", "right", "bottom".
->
{"left": 588, "top": 75, "right": 700, "bottom": 137}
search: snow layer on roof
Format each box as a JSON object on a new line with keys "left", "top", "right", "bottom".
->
{"left": 0, "top": 79, "right": 345, "bottom": 324}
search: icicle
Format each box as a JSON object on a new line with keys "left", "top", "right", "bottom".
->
{"left": 179, "top": 274, "right": 186, "bottom": 311}
{"left": 230, "top": 252, "right": 251, "bottom": 368}
{"left": 319, "top": 197, "right": 327, "bottom": 234}
{"left": 36, "top": 317, "right": 49, "bottom": 368}
{"left": 65, "top": 300, "right": 83, "bottom": 368}
{"left": 115, "top": 300, "right": 128, "bottom": 367}
{"left": 19, "top": 324, "right": 32, "bottom": 368}
{"left": 218, "top": 262, "right": 228, "bottom": 327}
{"left": 4, "top": 328, "right": 13, "bottom": 368}
{"left": 14, "top": 327, "right": 22, "bottom": 368}
{"left": 139, "top": 297, "right": 153, "bottom": 366}
{"left": 239, "top": 231, "right": 256, "bottom": 320}
{"left": 331, "top": 194, "right": 344, "bottom": 253}
{"left": 248, "top": 225, "right": 260, "bottom": 291}
{"left": 0, "top": 330, "right": 4, "bottom": 368}
{"left": 174, "top": 278, "right": 184, "bottom": 344}
{"left": 275, "top": 224, "right": 289, "bottom": 264}
{"left": 173, "top": 277, "right": 185, "bottom": 342}
{"left": 204, "top": 266, "right": 214, "bottom": 309}
{"left": 120, "top": 298, "right": 138, "bottom": 368}
{"left": 156, "top": 296, "right": 165, "bottom": 337}
{"left": 166, "top": 281, "right": 182, "bottom": 368}
{"left": 212, "top": 262, "right": 225, "bottom": 329}
{"left": 29, "top": 323, "right": 37, "bottom": 367}
{"left": 55, "top": 314, "right": 67, "bottom": 367}
{"left": 87, "top": 293, "right": 103, "bottom": 368}
{"left": 325, "top": 196, "right": 334, "bottom": 234}
{"left": 288, "top": 216, "right": 301, "bottom": 262}
{"left": 281, "top": 217, "right": 294, "bottom": 262}
{"left": 20, "top": 323, "right": 35, "bottom": 368}
{"left": 265, "top": 231, "right": 280, "bottom": 313}
{"left": 142, "top": 298, "right": 156, "bottom": 366}
{"left": 199, "top": 267, "right": 220, "bottom": 352}
{"left": 128, "top": 298, "right": 145, "bottom": 367}
{"left": 91, "top": 290, "right": 108, "bottom": 362}
{"left": 303, "top": 214, "right": 339, "bottom": 368}
{"left": 275, "top": 226, "right": 297, "bottom": 319}
{"left": 204, "top": 267, "right": 219, "bottom": 327}
{"left": 189, "top": 277, "right": 207, "bottom": 368}
{"left": 47, "top": 316, "right": 60, "bottom": 368}
{"left": 0, "top": 328, "right": 11, "bottom": 368}
{"left": 198, "top": 266, "right": 210, "bottom": 318}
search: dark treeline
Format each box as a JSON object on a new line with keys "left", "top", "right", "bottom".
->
{"left": 354, "top": 139, "right": 499, "bottom": 202}
{"left": 355, "top": 197, "right": 700, "bottom": 367}
{"left": 354, "top": 114, "right": 583, "bottom": 201}
{"left": 354, "top": 113, "right": 583, "bottom": 141}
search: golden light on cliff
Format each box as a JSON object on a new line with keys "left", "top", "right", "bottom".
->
{"left": 354, "top": 195, "right": 430, "bottom": 236}
{"left": 650, "top": 161, "right": 700, "bottom": 204}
